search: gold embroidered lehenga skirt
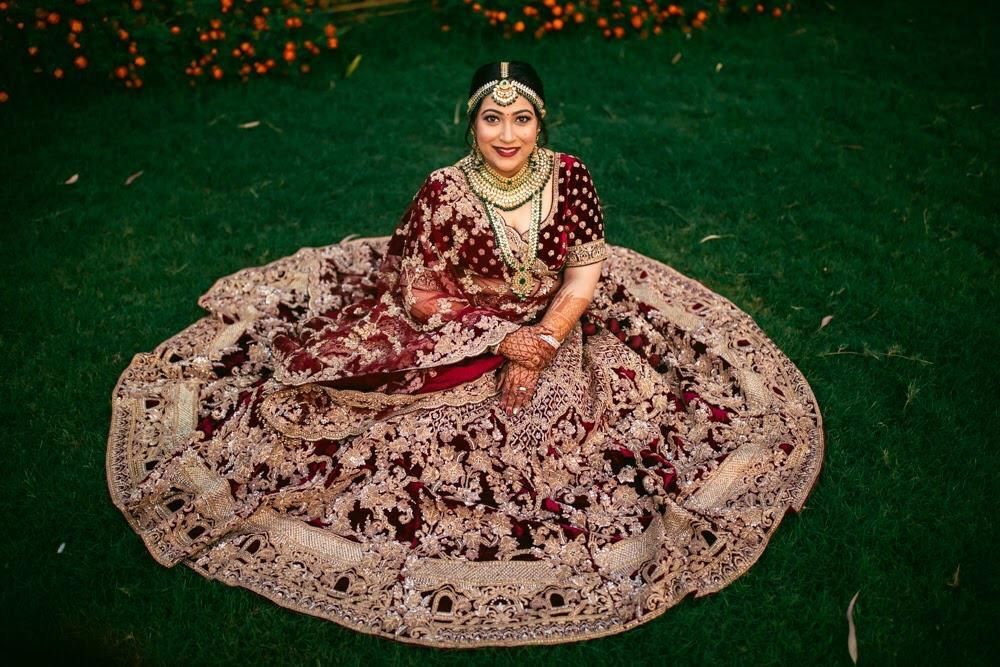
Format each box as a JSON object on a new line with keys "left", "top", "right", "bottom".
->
{"left": 106, "top": 238, "right": 824, "bottom": 647}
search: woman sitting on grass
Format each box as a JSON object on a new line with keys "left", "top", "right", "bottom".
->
{"left": 107, "top": 60, "right": 825, "bottom": 647}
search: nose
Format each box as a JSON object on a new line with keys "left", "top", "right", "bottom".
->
{"left": 500, "top": 119, "right": 515, "bottom": 142}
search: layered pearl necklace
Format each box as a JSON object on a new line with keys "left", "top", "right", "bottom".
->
{"left": 458, "top": 147, "right": 553, "bottom": 300}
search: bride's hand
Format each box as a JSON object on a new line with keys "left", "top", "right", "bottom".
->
{"left": 496, "top": 326, "right": 558, "bottom": 371}
{"left": 498, "top": 361, "right": 542, "bottom": 415}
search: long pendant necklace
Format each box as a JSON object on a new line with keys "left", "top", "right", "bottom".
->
{"left": 480, "top": 191, "right": 542, "bottom": 300}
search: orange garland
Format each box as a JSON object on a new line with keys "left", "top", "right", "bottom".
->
{"left": 455, "top": 0, "right": 794, "bottom": 39}
{"left": 0, "top": 0, "right": 342, "bottom": 94}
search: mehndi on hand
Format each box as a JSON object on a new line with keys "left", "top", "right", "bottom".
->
{"left": 539, "top": 292, "right": 593, "bottom": 342}
{"left": 496, "top": 325, "right": 559, "bottom": 371}
{"left": 497, "top": 361, "right": 542, "bottom": 415}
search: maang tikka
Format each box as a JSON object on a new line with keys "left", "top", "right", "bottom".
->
{"left": 466, "top": 61, "right": 547, "bottom": 119}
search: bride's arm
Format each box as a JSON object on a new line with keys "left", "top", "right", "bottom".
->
{"left": 498, "top": 156, "right": 609, "bottom": 413}
{"left": 539, "top": 261, "right": 604, "bottom": 341}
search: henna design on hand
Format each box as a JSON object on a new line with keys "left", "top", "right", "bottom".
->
{"left": 540, "top": 293, "right": 592, "bottom": 342}
{"left": 497, "top": 362, "right": 542, "bottom": 415}
{"left": 497, "top": 325, "right": 558, "bottom": 371}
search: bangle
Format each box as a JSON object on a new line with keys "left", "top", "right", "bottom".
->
{"left": 538, "top": 333, "right": 561, "bottom": 349}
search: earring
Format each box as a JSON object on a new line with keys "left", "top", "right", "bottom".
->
{"left": 471, "top": 131, "right": 485, "bottom": 166}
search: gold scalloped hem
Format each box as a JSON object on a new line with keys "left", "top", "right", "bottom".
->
{"left": 106, "top": 239, "right": 824, "bottom": 648}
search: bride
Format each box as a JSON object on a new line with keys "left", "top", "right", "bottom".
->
{"left": 107, "top": 61, "right": 824, "bottom": 647}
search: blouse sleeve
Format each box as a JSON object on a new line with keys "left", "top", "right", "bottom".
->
{"left": 564, "top": 158, "right": 609, "bottom": 268}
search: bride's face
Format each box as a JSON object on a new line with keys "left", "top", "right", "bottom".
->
{"left": 474, "top": 95, "right": 540, "bottom": 177}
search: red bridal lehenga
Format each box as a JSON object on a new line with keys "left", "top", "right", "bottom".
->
{"left": 106, "top": 151, "right": 824, "bottom": 647}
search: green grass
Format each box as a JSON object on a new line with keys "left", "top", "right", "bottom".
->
{"left": 2, "top": 1, "right": 998, "bottom": 664}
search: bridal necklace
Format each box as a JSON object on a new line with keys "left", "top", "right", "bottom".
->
{"left": 458, "top": 146, "right": 553, "bottom": 300}
{"left": 463, "top": 145, "right": 552, "bottom": 211}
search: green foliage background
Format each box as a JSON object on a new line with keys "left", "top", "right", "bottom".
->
{"left": 1, "top": 0, "right": 998, "bottom": 664}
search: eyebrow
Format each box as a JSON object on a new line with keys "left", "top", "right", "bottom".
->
{"left": 479, "top": 108, "right": 536, "bottom": 117}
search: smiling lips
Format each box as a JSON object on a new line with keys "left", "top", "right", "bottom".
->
{"left": 494, "top": 146, "right": 520, "bottom": 158}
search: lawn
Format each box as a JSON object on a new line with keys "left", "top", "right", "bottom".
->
{"left": 1, "top": 0, "right": 997, "bottom": 664}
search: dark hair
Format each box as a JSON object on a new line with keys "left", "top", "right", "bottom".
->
{"left": 465, "top": 61, "right": 549, "bottom": 149}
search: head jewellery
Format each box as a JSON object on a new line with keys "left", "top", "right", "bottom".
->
{"left": 467, "top": 61, "right": 547, "bottom": 119}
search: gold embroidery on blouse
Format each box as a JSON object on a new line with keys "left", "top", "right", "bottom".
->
{"left": 565, "top": 238, "right": 608, "bottom": 267}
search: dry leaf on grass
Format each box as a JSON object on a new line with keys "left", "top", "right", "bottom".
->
{"left": 671, "top": 52, "right": 683, "bottom": 65}
{"left": 346, "top": 54, "right": 362, "bottom": 78}
{"left": 947, "top": 564, "right": 960, "bottom": 589}
{"left": 819, "top": 315, "right": 834, "bottom": 330}
{"left": 847, "top": 590, "right": 860, "bottom": 664}
{"left": 238, "top": 120, "right": 261, "bottom": 129}
{"left": 699, "top": 234, "right": 731, "bottom": 243}
{"left": 64, "top": 173, "right": 79, "bottom": 185}
{"left": 124, "top": 170, "right": 144, "bottom": 186}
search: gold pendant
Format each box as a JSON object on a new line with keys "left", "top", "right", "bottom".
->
{"left": 511, "top": 263, "right": 535, "bottom": 300}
